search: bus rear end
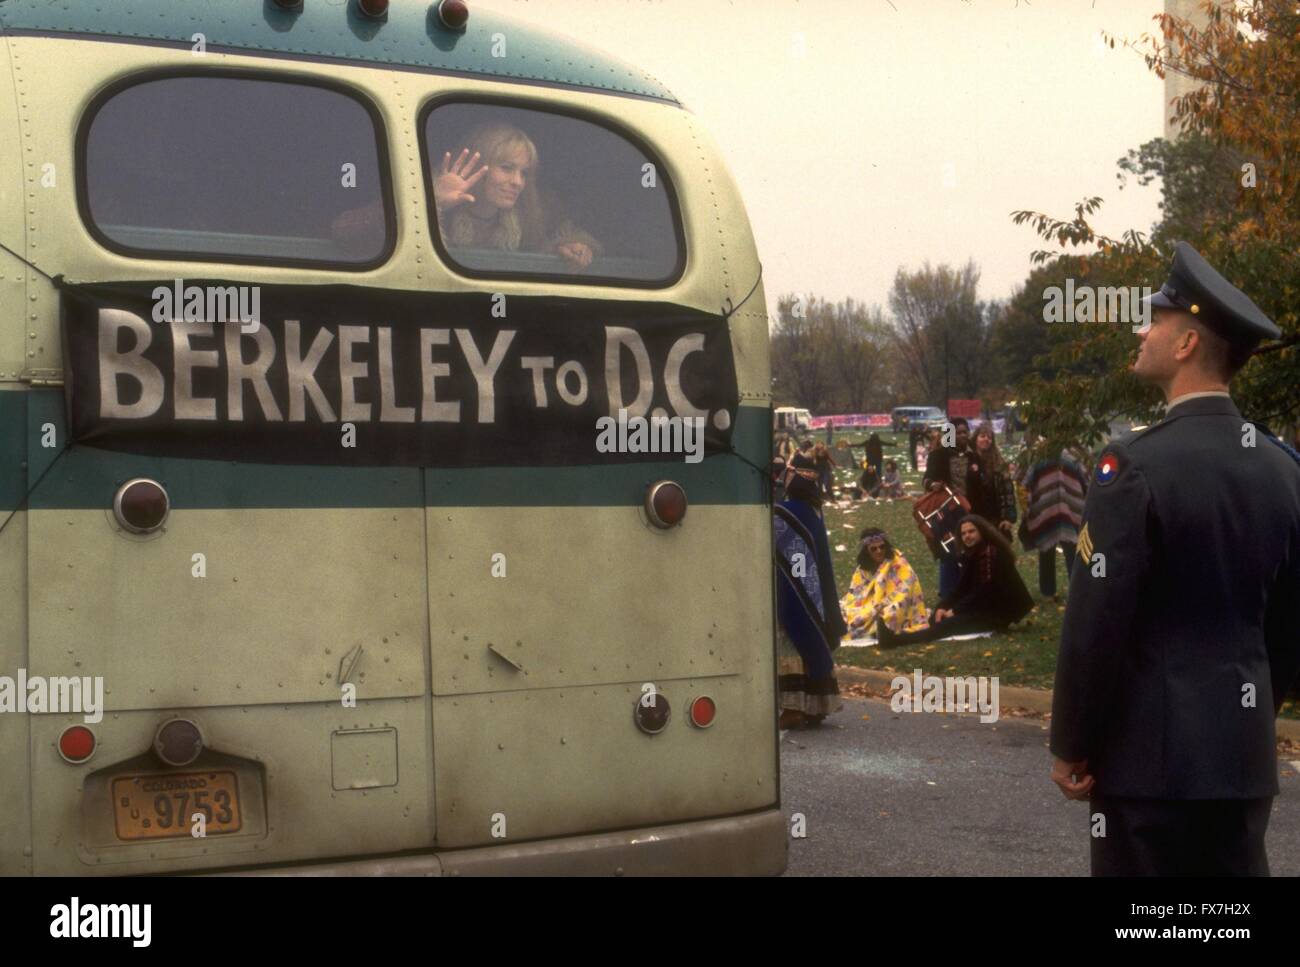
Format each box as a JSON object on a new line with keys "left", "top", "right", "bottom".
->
{"left": 0, "top": 0, "right": 783, "bottom": 875}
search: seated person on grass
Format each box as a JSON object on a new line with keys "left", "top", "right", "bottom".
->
{"left": 877, "top": 514, "right": 1033, "bottom": 647}
{"left": 879, "top": 459, "right": 904, "bottom": 498}
{"left": 841, "top": 528, "right": 930, "bottom": 640}
{"left": 858, "top": 462, "right": 881, "bottom": 498}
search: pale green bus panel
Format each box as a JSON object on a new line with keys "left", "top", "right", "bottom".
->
{"left": 0, "top": 29, "right": 34, "bottom": 876}
{"left": 1, "top": 21, "right": 780, "bottom": 875}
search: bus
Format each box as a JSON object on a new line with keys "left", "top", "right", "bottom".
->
{"left": 0, "top": 0, "right": 783, "bottom": 875}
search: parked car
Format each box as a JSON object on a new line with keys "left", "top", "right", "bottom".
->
{"left": 891, "top": 405, "right": 946, "bottom": 433}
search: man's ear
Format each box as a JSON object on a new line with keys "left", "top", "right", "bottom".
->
{"left": 1172, "top": 319, "right": 1201, "bottom": 362}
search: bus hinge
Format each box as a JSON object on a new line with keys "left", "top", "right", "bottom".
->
{"left": 19, "top": 368, "right": 64, "bottom": 387}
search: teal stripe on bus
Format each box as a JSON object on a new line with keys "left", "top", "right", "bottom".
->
{"left": 0, "top": 0, "right": 678, "bottom": 104}
{"left": 0, "top": 390, "right": 25, "bottom": 517}
{"left": 2, "top": 390, "right": 770, "bottom": 510}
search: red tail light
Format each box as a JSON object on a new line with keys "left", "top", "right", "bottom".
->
{"left": 689, "top": 696, "right": 716, "bottom": 729}
{"left": 59, "top": 726, "right": 96, "bottom": 763}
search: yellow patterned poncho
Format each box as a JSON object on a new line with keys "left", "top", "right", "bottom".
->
{"left": 841, "top": 552, "right": 930, "bottom": 638}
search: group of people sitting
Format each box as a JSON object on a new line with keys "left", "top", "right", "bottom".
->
{"left": 857, "top": 458, "right": 905, "bottom": 499}
{"left": 850, "top": 516, "right": 1033, "bottom": 647}
{"left": 772, "top": 432, "right": 906, "bottom": 502}
{"left": 772, "top": 448, "right": 1034, "bottom": 729}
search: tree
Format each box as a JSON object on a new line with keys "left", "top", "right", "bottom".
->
{"left": 770, "top": 295, "right": 895, "bottom": 413}
{"left": 770, "top": 294, "right": 833, "bottom": 411}
{"left": 1009, "top": 0, "right": 1300, "bottom": 456}
{"left": 1115, "top": 134, "right": 1244, "bottom": 245}
{"left": 824, "top": 300, "right": 893, "bottom": 413}
{"left": 887, "top": 260, "right": 993, "bottom": 404}
{"left": 990, "top": 265, "right": 1073, "bottom": 388}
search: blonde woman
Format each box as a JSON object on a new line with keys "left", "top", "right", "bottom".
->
{"left": 434, "top": 123, "right": 602, "bottom": 268}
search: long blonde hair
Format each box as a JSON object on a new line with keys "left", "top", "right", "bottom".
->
{"left": 444, "top": 123, "right": 544, "bottom": 251}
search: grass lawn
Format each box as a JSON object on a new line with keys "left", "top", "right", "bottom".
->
{"left": 818, "top": 431, "right": 1300, "bottom": 718}
{"left": 820, "top": 432, "right": 1064, "bottom": 690}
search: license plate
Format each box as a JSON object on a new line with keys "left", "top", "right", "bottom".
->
{"left": 112, "top": 771, "right": 243, "bottom": 841}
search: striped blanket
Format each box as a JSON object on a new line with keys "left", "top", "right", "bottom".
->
{"left": 1022, "top": 454, "right": 1088, "bottom": 551}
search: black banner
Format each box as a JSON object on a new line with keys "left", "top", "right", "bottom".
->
{"left": 60, "top": 280, "right": 739, "bottom": 467}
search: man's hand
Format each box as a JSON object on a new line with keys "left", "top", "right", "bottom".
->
{"left": 999, "top": 520, "right": 1014, "bottom": 536}
{"left": 1051, "top": 756, "right": 1095, "bottom": 801}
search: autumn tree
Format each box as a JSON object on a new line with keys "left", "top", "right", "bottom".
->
{"left": 1009, "top": 0, "right": 1300, "bottom": 457}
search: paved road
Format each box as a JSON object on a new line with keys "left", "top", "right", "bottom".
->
{"left": 780, "top": 696, "right": 1300, "bottom": 876}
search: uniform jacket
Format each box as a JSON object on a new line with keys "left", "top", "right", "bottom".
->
{"left": 1050, "top": 396, "right": 1300, "bottom": 799}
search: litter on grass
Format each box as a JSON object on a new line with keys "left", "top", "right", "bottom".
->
{"left": 839, "top": 631, "right": 994, "bottom": 648}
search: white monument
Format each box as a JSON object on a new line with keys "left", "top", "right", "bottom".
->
{"left": 1163, "top": 0, "right": 1232, "bottom": 139}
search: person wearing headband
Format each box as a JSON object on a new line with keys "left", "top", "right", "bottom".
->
{"left": 840, "top": 528, "right": 929, "bottom": 640}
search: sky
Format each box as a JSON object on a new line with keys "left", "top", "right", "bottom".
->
{"left": 476, "top": 0, "right": 1173, "bottom": 319}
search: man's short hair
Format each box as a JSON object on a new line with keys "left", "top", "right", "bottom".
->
{"left": 1187, "top": 316, "right": 1255, "bottom": 381}
{"left": 953, "top": 417, "right": 970, "bottom": 430}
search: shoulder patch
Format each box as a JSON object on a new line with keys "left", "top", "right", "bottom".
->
{"left": 1094, "top": 448, "right": 1124, "bottom": 486}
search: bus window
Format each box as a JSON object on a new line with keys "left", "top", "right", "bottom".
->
{"left": 80, "top": 74, "right": 394, "bottom": 268}
{"left": 419, "top": 101, "right": 684, "bottom": 286}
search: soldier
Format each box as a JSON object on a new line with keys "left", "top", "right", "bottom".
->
{"left": 1049, "top": 242, "right": 1300, "bottom": 876}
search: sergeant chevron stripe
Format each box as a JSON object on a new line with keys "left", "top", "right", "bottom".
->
{"left": 1076, "top": 522, "right": 1094, "bottom": 563}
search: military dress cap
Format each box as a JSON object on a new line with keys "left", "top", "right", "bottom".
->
{"left": 1145, "top": 241, "right": 1281, "bottom": 344}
